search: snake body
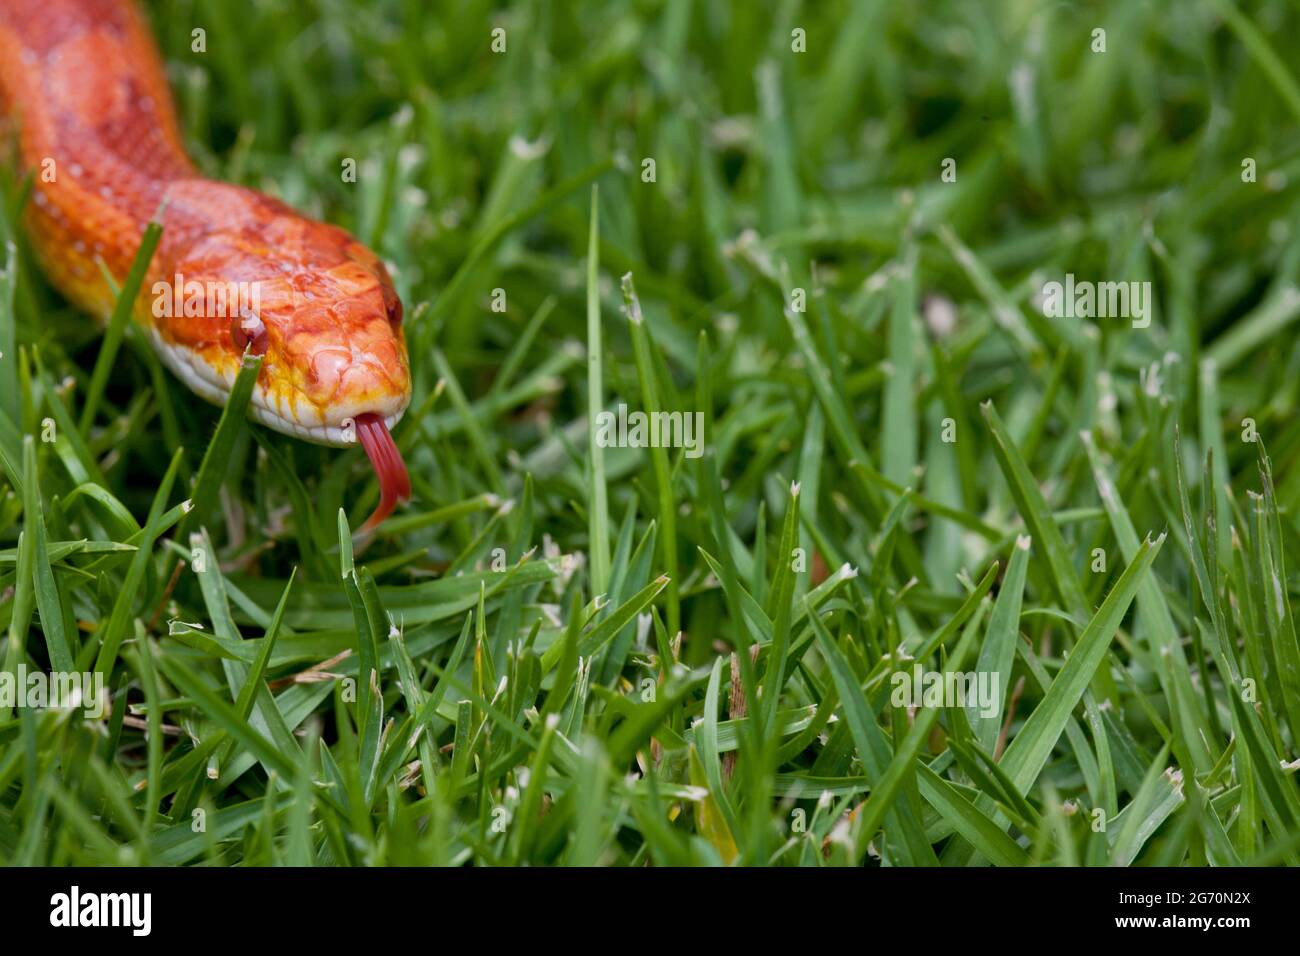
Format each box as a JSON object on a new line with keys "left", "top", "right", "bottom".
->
{"left": 0, "top": 0, "right": 412, "bottom": 528}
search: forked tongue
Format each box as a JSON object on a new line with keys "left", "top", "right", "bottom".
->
{"left": 356, "top": 412, "right": 411, "bottom": 534}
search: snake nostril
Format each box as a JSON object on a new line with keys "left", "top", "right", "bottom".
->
{"left": 232, "top": 312, "right": 268, "bottom": 356}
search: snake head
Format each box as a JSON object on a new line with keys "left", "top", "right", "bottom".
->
{"left": 269, "top": 236, "right": 415, "bottom": 534}
{"left": 149, "top": 183, "right": 414, "bottom": 528}
{"left": 153, "top": 191, "right": 412, "bottom": 444}
{"left": 256, "top": 228, "right": 415, "bottom": 533}
{"left": 245, "top": 227, "right": 412, "bottom": 447}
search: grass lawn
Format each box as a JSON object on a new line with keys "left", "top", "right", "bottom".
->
{"left": 2, "top": 0, "right": 1300, "bottom": 866}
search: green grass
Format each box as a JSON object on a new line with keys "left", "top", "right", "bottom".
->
{"left": 1, "top": 0, "right": 1300, "bottom": 866}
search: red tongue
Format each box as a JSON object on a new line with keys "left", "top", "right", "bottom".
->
{"left": 355, "top": 412, "right": 411, "bottom": 533}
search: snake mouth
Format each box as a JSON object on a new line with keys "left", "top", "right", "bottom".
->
{"left": 146, "top": 329, "right": 412, "bottom": 529}
{"left": 355, "top": 412, "right": 411, "bottom": 534}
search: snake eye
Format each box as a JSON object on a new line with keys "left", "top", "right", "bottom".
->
{"left": 232, "top": 312, "right": 268, "bottom": 356}
{"left": 373, "top": 259, "right": 402, "bottom": 326}
{"left": 382, "top": 286, "right": 403, "bottom": 327}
